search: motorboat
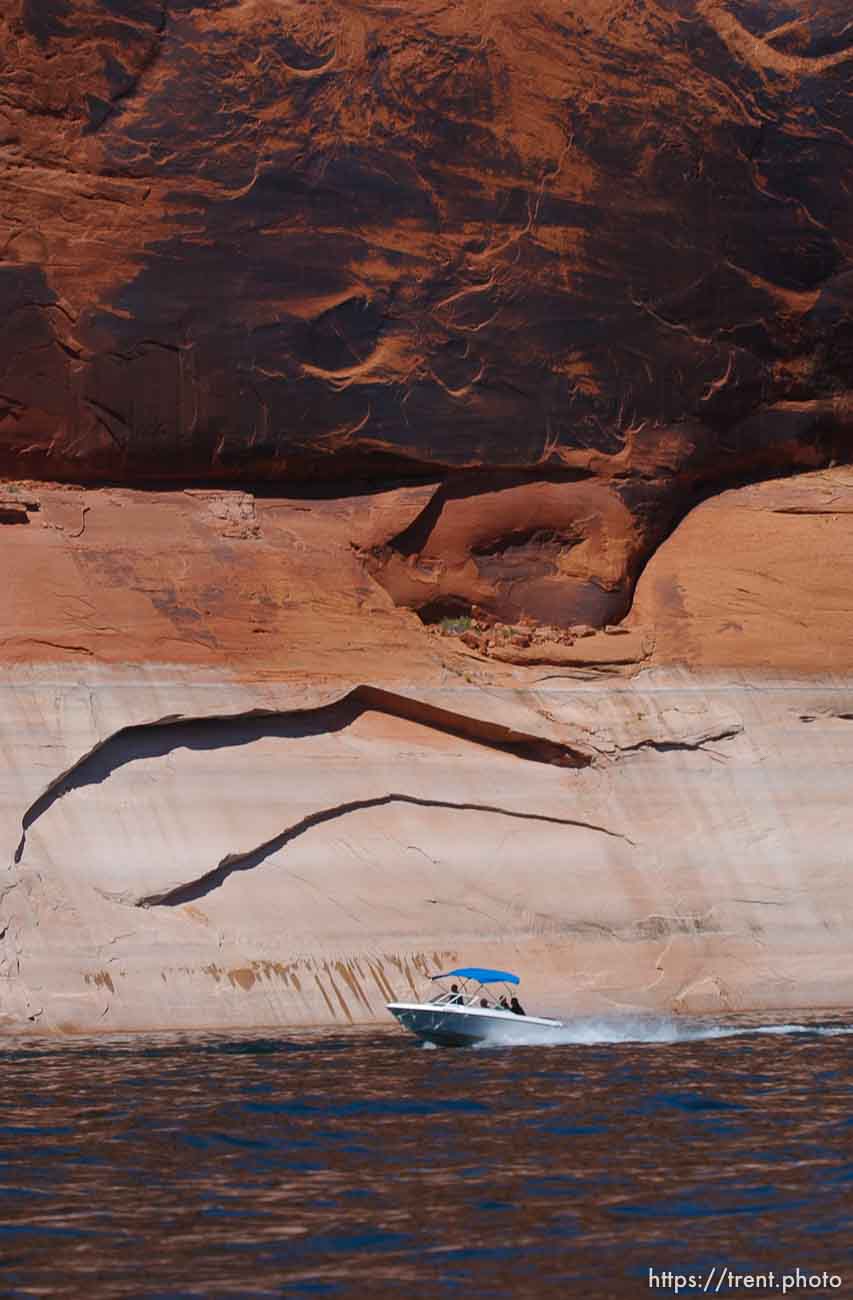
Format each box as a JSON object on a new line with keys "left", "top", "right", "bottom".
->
{"left": 386, "top": 966, "right": 563, "bottom": 1047}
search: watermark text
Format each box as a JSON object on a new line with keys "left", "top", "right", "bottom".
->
{"left": 648, "top": 1267, "right": 842, "bottom": 1295}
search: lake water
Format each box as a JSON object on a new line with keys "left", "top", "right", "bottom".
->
{"left": 1, "top": 1015, "right": 851, "bottom": 1298}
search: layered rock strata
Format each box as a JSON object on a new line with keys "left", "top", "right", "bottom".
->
{"left": 2, "top": 472, "right": 853, "bottom": 1030}
{"left": 2, "top": 0, "right": 853, "bottom": 625}
{"left": 1, "top": 0, "right": 852, "bottom": 1029}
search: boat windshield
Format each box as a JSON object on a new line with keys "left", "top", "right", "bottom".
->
{"left": 427, "top": 966, "right": 520, "bottom": 1010}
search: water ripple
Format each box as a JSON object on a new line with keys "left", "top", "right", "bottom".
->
{"left": 0, "top": 1015, "right": 851, "bottom": 1297}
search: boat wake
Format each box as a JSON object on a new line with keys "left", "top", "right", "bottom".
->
{"left": 465, "top": 1015, "right": 853, "bottom": 1048}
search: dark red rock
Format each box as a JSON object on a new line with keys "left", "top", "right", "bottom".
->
{"left": 1, "top": 0, "right": 851, "bottom": 479}
{"left": 1, "top": 0, "right": 852, "bottom": 624}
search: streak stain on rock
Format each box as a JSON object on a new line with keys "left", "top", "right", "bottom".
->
{"left": 1, "top": 0, "right": 852, "bottom": 1032}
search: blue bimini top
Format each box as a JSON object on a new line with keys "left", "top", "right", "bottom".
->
{"left": 431, "top": 967, "right": 520, "bottom": 986}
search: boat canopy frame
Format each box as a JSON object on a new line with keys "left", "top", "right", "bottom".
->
{"left": 429, "top": 967, "right": 521, "bottom": 1009}
{"left": 432, "top": 967, "right": 519, "bottom": 986}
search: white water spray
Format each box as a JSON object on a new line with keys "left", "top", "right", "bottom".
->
{"left": 466, "top": 1015, "right": 853, "bottom": 1048}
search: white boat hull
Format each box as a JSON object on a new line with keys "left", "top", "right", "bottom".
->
{"left": 386, "top": 1001, "right": 563, "bottom": 1047}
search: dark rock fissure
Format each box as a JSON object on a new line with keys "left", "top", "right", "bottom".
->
{"left": 616, "top": 726, "right": 743, "bottom": 755}
{"left": 12, "top": 684, "right": 592, "bottom": 866}
{"left": 138, "top": 792, "right": 636, "bottom": 909}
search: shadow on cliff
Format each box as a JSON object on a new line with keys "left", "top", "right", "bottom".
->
{"left": 12, "top": 685, "right": 592, "bottom": 866}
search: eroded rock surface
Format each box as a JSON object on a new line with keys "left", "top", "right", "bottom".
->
{"left": 3, "top": 660, "right": 853, "bottom": 1031}
{"left": 2, "top": 473, "right": 853, "bottom": 1029}
{"left": 1, "top": 1, "right": 853, "bottom": 1030}
{"left": 2, "top": 0, "right": 853, "bottom": 627}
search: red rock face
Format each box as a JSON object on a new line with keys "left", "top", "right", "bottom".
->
{"left": 1, "top": 0, "right": 852, "bottom": 624}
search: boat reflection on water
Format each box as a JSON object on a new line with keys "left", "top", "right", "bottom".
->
{"left": 386, "top": 966, "right": 563, "bottom": 1046}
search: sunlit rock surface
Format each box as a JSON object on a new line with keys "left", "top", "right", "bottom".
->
{"left": 1, "top": 0, "right": 852, "bottom": 1029}
{"left": 2, "top": 473, "right": 853, "bottom": 1030}
{"left": 2, "top": 0, "right": 853, "bottom": 628}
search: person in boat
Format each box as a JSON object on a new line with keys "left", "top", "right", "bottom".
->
{"left": 499, "top": 996, "right": 511, "bottom": 1011}
{"left": 510, "top": 996, "right": 526, "bottom": 1016}
{"left": 449, "top": 983, "right": 464, "bottom": 1005}
{"left": 480, "top": 998, "right": 490, "bottom": 1008}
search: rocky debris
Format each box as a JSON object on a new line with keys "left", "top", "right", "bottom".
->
{"left": 441, "top": 615, "right": 612, "bottom": 663}
{"left": 530, "top": 626, "right": 573, "bottom": 646}
{"left": 0, "top": 493, "right": 38, "bottom": 524}
{"left": 191, "top": 491, "right": 261, "bottom": 541}
{"left": 433, "top": 609, "right": 660, "bottom": 667}
{"left": 487, "top": 630, "right": 650, "bottom": 669}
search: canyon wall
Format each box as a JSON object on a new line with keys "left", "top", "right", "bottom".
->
{"left": 1, "top": 0, "right": 852, "bottom": 1030}
{"left": 3, "top": 470, "right": 853, "bottom": 1030}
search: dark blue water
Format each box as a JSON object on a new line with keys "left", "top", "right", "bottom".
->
{"left": 1, "top": 1016, "right": 851, "bottom": 1297}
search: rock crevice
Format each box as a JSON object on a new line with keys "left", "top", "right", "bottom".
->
{"left": 11, "top": 684, "right": 594, "bottom": 868}
{"left": 137, "top": 793, "right": 637, "bottom": 909}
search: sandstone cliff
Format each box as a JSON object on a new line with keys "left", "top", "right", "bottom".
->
{"left": 1, "top": 0, "right": 852, "bottom": 1030}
